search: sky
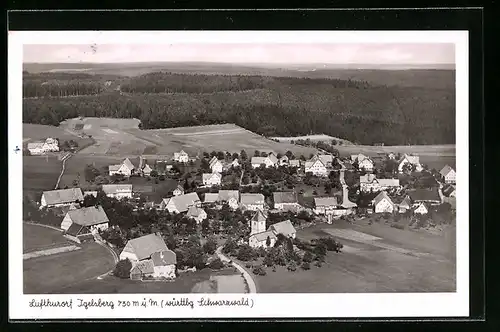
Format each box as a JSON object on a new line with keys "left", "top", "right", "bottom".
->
{"left": 23, "top": 43, "right": 455, "bottom": 66}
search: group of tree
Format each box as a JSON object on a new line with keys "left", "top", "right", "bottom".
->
{"left": 22, "top": 71, "right": 455, "bottom": 145}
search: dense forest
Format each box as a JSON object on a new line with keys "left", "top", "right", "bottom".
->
{"left": 22, "top": 71, "right": 455, "bottom": 145}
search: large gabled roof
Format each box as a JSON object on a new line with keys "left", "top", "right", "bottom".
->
{"left": 440, "top": 165, "right": 455, "bottom": 177}
{"left": 42, "top": 188, "right": 84, "bottom": 205}
{"left": 407, "top": 188, "right": 441, "bottom": 202}
{"left": 314, "top": 196, "right": 338, "bottom": 207}
{"left": 125, "top": 233, "right": 168, "bottom": 261}
{"left": 218, "top": 190, "right": 240, "bottom": 202}
{"left": 240, "top": 193, "right": 265, "bottom": 205}
{"left": 372, "top": 191, "right": 394, "bottom": 206}
{"left": 168, "top": 192, "right": 201, "bottom": 212}
{"left": 66, "top": 205, "right": 109, "bottom": 226}
{"left": 268, "top": 220, "right": 296, "bottom": 237}
{"left": 273, "top": 191, "right": 298, "bottom": 204}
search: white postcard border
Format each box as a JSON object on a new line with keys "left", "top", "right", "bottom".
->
{"left": 9, "top": 30, "right": 469, "bottom": 319}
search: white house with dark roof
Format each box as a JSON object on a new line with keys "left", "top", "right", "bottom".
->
{"left": 202, "top": 172, "right": 222, "bottom": 187}
{"left": 398, "top": 154, "right": 423, "bottom": 173}
{"left": 278, "top": 155, "right": 289, "bottom": 166}
{"left": 160, "top": 192, "right": 201, "bottom": 213}
{"left": 240, "top": 193, "right": 266, "bottom": 211}
{"left": 173, "top": 150, "right": 189, "bottom": 163}
{"left": 413, "top": 202, "right": 429, "bottom": 215}
{"left": 351, "top": 154, "right": 374, "bottom": 172}
{"left": 268, "top": 220, "right": 297, "bottom": 239}
{"left": 61, "top": 205, "right": 109, "bottom": 234}
{"left": 439, "top": 165, "right": 456, "bottom": 184}
{"left": 371, "top": 191, "right": 396, "bottom": 213}
{"left": 304, "top": 155, "right": 329, "bottom": 176}
{"left": 251, "top": 155, "right": 277, "bottom": 168}
{"left": 40, "top": 188, "right": 84, "bottom": 208}
{"left": 209, "top": 157, "right": 224, "bottom": 173}
{"left": 102, "top": 184, "right": 133, "bottom": 200}
{"left": 108, "top": 158, "right": 136, "bottom": 177}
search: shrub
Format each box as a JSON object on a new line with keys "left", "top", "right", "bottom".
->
{"left": 113, "top": 259, "right": 132, "bottom": 279}
{"left": 287, "top": 261, "right": 297, "bottom": 271}
{"left": 263, "top": 254, "right": 274, "bottom": 267}
{"left": 245, "top": 262, "right": 253, "bottom": 269}
{"left": 301, "top": 262, "right": 311, "bottom": 270}
{"left": 391, "top": 223, "right": 405, "bottom": 230}
{"left": 252, "top": 265, "right": 267, "bottom": 276}
{"left": 314, "top": 261, "right": 323, "bottom": 268}
{"left": 222, "top": 238, "right": 238, "bottom": 255}
{"left": 237, "top": 245, "right": 256, "bottom": 261}
{"left": 302, "top": 251, "right": 313, "bottom": 263}
{"left": 272, "top": 266, "right": 277, "bottom": 272}
{"left": 202, "top": 237, "right": 217, "bottom": 255}
{"left": 208, "top": 258, "right": 224, "bottom": 270}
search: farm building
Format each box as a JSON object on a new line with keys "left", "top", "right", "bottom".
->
{"left": 304, "top": 155, "right": 329, "bottom": 177}
{"left": 268, "top": 220, "right": 297, "bottom": 239}
{"left": 121, "top": 233, "right": 177, "bottom": 280}
{"left": 108, "top": 158, "right": 136, "bottom": 177}
{"left": 186, "top": 206, "right": 207, "bottom": 224}
{"left": 371, "top": 191, "right": 396, "bottom": 214}
{"left": 439, "top": 165, "right": 456, "bottom": 184}
{"left": 102, "top": 184, "right": 133, "bottom": 200}
{"left": 351, "top": 154, "right": 374, "bottom": 172}
{"left": 40, "top": 188, "right": 84, "bottom": 208}
{"left": 359, "top": 174, "right": 400, "bottom": 193}
{"left": 318, "top": 154, "right": 334, "bottom": 167}
{"left": 173, "top": 150, "right": 189, "bottom": 163}
{"left": 160, "top": 192, "right": 201, "bottom": 214}
{"left": 217, "top": 190, "right": 240, "bottom": 210}
{"left": 407, "top": 188, "right": 442, "bottom": 206}
{"left": 60, "top": 205, "right": 109, "bottom": 235}
{"left": 398, "top": 154, "right": 423, "bottom": 173}
{"left": 63, "top": 224, "right": 95, "bottom": 244}
{"left": 27, "top": 137, "right": 59, "bottom": 155}
{"left": 173, "top": 185, "right": 184, "bottom": 196}
{"left": 119, "top": 233, "right": 168, "bottom": 262}
{"left": 250, "top": 210, "right": 268, "bottom": 235}
{"left": 251, "top": 155, "right": 277, "bottom": 168}
{"left": 83, "top": 191, "right": 98, "bottom": 198}
{"left": 387, "top": 152, "right": 396, "bottom": 160}
{"left": 314, "top": 196, "right": 338, "bottom": 215}
{"left": 289, "top": 159, "right": 301, "bottom": 168}
{"left": 249, "top": 230, "right": 277, "bottom": 249}
{"left": 202, "top": 172, "right": 222, "bottom": 187}
{"left": 240, "top": 193, "right": 266, "bottom": 211}
{"left": 273, "top": 192, "right": 302, "bottom": 212}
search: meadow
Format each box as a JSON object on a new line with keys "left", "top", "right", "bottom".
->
{"left": 23, "top": 123, "right": 94, "bottom": 149}
{"left": 24, "top": 241, "right": 116, "bottom": 294}
{"left": 23, "top": 223, "right": 70, "bottom": 253}
{"left": 23, "top": 155, "right": 61, "bottom": 196}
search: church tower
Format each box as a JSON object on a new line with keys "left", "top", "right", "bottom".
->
{"left": 250, "top": 210, "right": 267, "bottom": 235}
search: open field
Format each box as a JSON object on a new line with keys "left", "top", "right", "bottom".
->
{"left": 58, "top": 118, "right": 318, "bottom": 157}
{"left": 23, "top": 155, "right": 61, "bottom": 194}
{"left": 23, "top": 123, "right": 94, "bottom": 149}
{"left": 56, "top": 267, "right": 243, "bottom": 294}
{"left": 251, "top": 221, "right": 455, "bottom": 293}
{"left": 24, "top": 242, "right": 116, "bottom": 294}
{"left": 23, "top": 223, "right": 71, "bottom": 254}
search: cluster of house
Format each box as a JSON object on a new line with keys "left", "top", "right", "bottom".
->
{"left": 108, "top": 157, "right": 155, "bottom": 177}
{"left": 27, "top": 137, "right": 59, "bottom": 155}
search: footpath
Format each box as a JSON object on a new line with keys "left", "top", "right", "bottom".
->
{"left": 215, "top": 246, "right": 257, "bottom": 294}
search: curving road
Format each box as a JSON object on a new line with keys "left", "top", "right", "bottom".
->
{"left": 216, "top": 246, "right": 257, "bottom": 294}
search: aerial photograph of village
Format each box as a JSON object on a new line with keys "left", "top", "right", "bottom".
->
{"left": 22, "top": 43, "right": 457, "bottom": 295}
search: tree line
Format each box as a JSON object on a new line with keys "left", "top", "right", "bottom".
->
{"left": 22, "top": 71, "right": 455, "bottom": 145}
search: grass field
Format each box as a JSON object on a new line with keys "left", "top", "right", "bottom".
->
{"left": 24, "top": 242, "right": 115, "bottom": 294}
{"left": 251, "top": 220, "right": 455, "bottom": 293}
{"left": 23, "top": 223, "right": 70, "bottom": 253}
{"left": 56, "top": 267, "right": 242, "bottom": 294}
{"left": 23, "top": 155, "right": 61, "bottom": 194}
{"left": 23, "top": 123, "right": 94, "bottom": 148}
{"left": 57, "top": 117, "right": 317, "bottom": 157}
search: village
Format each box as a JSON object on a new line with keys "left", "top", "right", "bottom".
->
{"left": 23, "top": 135, "right": 457, "bottom": 292}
